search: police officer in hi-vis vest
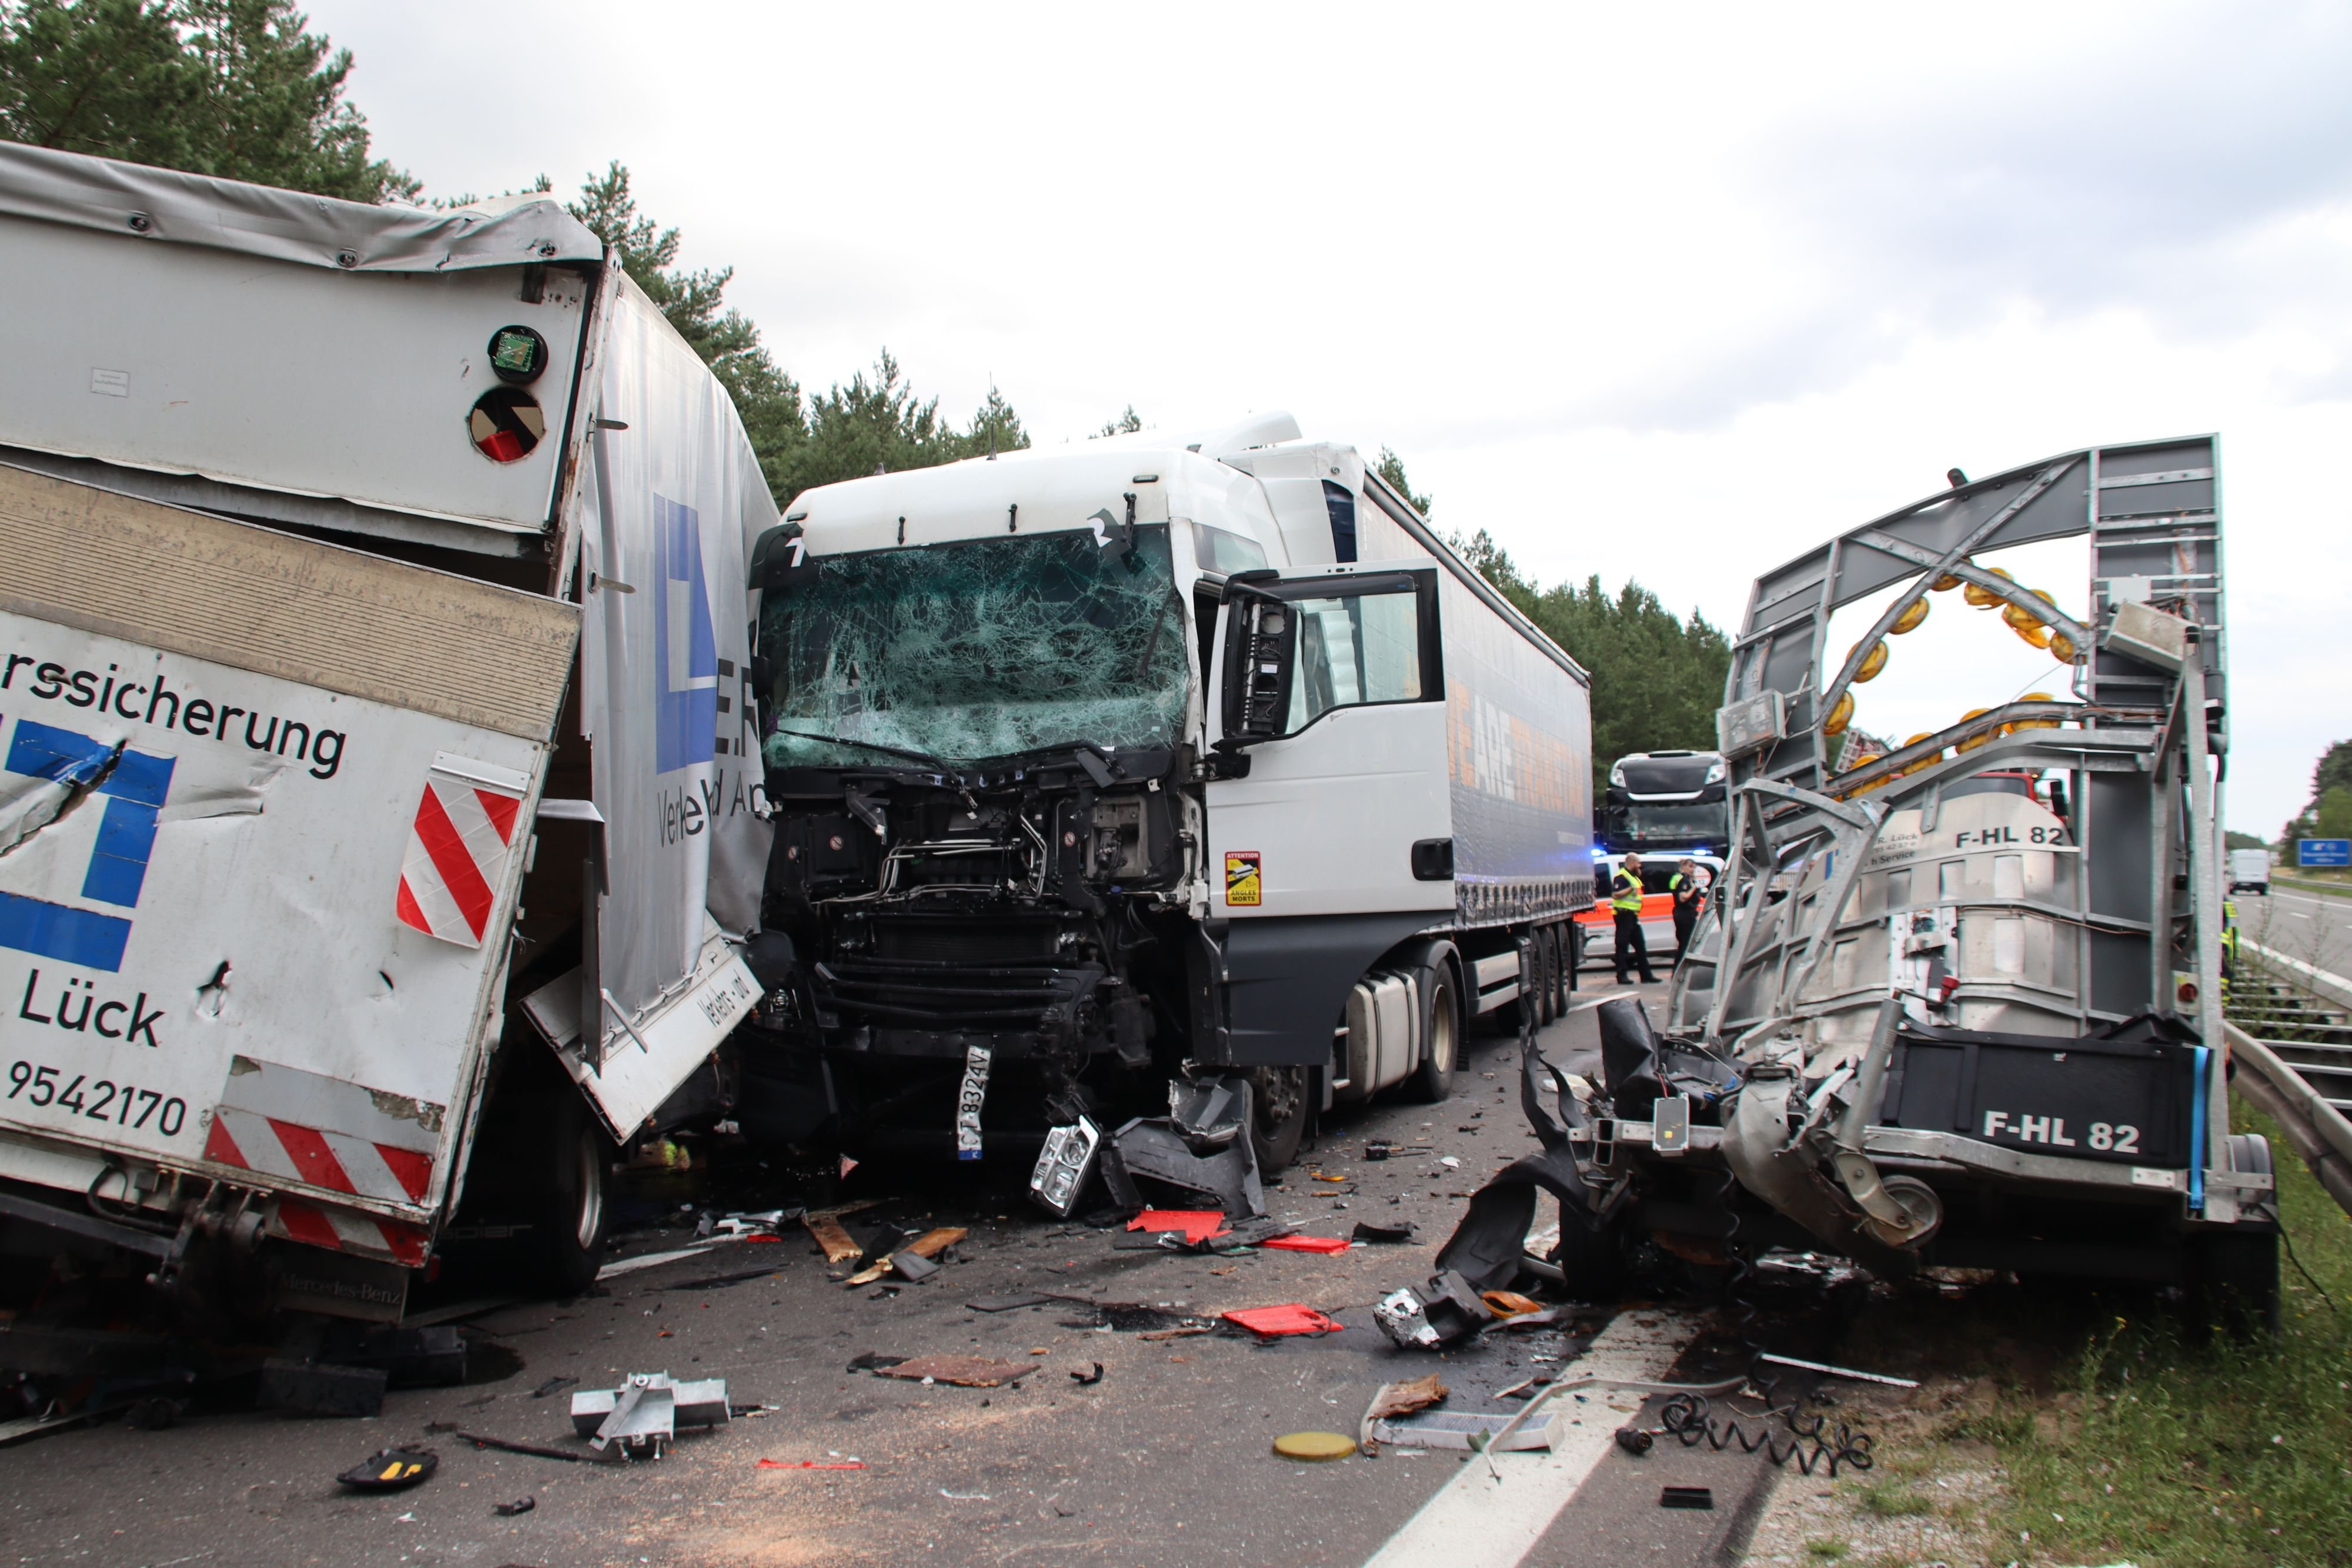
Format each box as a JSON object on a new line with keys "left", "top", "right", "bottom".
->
{"left": 1670, "top": 857, "right": 1704, "bottom": 967}
{"left": 1612, "top": 853, "right": 1656, "bottom": 985}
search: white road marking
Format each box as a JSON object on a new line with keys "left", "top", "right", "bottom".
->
{"left": 1361, "top": 1309, "right": 1701, "bottom": 1568}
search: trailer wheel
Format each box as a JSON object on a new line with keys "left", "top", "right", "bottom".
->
{"left": 2190, "top": 1133, "right": 2280, "bottom": 1339}
{"left": 1411, "top": 959, "right": 1462, "bottom": 1103}
{"left": 536, "top": 1094, "right": 612, "bottom": 1298}
{"left": 1245, "top": 1065, "right": 1309, "bottom": 1174}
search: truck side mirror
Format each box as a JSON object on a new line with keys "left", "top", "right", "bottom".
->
{"left": 1218, "top": 581, "right": 1295, "bottom": 749}
{"left": 749, "top": 520, "right": 811, "bottom": 591}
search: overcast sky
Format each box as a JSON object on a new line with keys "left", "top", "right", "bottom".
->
{"left": 309, "top": 1, "right": 2351, "bottom": 838}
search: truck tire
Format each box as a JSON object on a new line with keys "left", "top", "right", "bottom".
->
{"left": 1245, "top": 1065, "right": 1309, "bottom": 1174}
{"left": 1535, "top": 927, "right": 1559, "bottom": 1027}
{"left": 535, "top": 1093, "right": 612, "bottom": 1298}
{"left": 1411, "top": 957, "right": 1462, "bottom": 1103}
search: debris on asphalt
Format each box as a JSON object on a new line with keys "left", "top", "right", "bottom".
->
{"left": 1363, "top": 1373, "right": 1449, "bottom": 1423}
{"left": 873, "top": 1355, "right": 1034, "bottom": 1388}
{"left": 1070, "top": 1362, "right": 1104, "bottom": 1385}
{"left": 1259, "top": 1234, "right": 1349, "bottom": 1255}
{"left": 1371, "top": 1409, "right": 1562, "bottom": 1453}
{"left": 1755, "top": 1352, "right": 1919, "bottom": 1388}
{"left": 1479, "top": 1289, "right": 1545, "bottom": 1317}
{"left": 335, "top": 1447, "right": 438, "bottom": 1490}
{"left": 804, "top": 1213, "right": 863, "bottom": 1265}
{"left": 457, "top": 1431, "right": 594, "bottom": 1463}
{"left": 1371, "top": 1272, "right": 1495, "bottom": 1350}
{"left": 531, "top": 1376, "right": 579, "bottom": 1399}
{"left": 1364, "top": 1142, "right": 1392, "bottom": 1161}
{"left": 493, "top": 1496, "right": 536, "bottom": 1517}
{"left": 572, "top": 1373, "right": 730, "bottom": 1454}
{"left": 667, "top": 1265, "right": 784, "bottom": 1291}
{"left": 1137, "top": 1326, "right": 1212, "bottom": 1341}
{"left": 1221, "top": 1304, "right": 1343, "bottom": 1337}
{"left": 965, "top": 1293, "right": 1054, "bottom": 1313}
{"left": 847, "top": 1352, "right": 907, "bottom": 1372}
{"left": 1351, "top": 1221, "right": 1415, "bottom": 1244}
{"left": 259, "top": 1358, "right": 387, "bottom": 1419}
{"left": 845, "top": 1225, "right": 968, "bottom": 1285}
{"left": 1615, "top": 1426, "right": 1655, "bottom": 1455}
{"left": 759, "top": 1457, "right": 866, "bottom": 1470}
{"left": 1272, "top": 1430, "right": 1357, "bottom": 1462}
{"left": 1661, "top": 1485, "right": 1715, "bottom": 1509}
{"left": 1126, "top": 1209, "right": 1227, "bottom": 1243}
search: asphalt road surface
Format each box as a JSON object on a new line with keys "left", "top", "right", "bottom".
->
{"left": 2239, "top": 885, "right": 2352, "bottom": 975}
{"left": 0, "top": 975, "right": 1792, "bottom": 1568}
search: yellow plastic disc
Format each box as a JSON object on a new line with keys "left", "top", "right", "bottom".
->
{"left": 1274, "top": 1430, "right": 1357, "bottom": 1461}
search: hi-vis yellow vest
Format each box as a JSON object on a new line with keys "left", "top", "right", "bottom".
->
{"left": 1611, "top": 868, "right": 1643, "bottom": 913}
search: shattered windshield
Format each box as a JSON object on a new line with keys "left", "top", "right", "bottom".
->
{"left": 758, "top": 524, "right": 1189, "bottom": 768}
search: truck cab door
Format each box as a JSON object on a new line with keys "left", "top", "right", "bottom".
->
{"left": 1204, "top": 564, "right": 1452, "bottom": 918}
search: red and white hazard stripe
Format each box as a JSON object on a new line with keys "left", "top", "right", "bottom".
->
{"left": 394, "top": 772, "right": 522, "bottom": 947}
{"left": 269, "top": 1195, "right": 429, "bottom": 1266}
{"left": 203, "top": 1108, "right": 433, "bottom": 1206}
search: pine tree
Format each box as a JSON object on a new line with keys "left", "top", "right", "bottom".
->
{"left": 0, "top": 0, "right": 415, "bottom": 201}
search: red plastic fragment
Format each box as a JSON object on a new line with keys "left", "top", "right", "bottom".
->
{"left": 1127, "top": 1209, "right": 1228, "bottom": 1243}
{"left": 758, "top": 1458, "right": 867, "bottom": 1470}
{"left": 1222, "top": 1303, "right": 1344, "bottom": 1336}
{"left": 1258, "top": 1235, "right": 1351, "bottom": 1255}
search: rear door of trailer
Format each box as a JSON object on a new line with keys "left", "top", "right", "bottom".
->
{"left": 0, "top": 463, "right": 574, "bottom": 1266}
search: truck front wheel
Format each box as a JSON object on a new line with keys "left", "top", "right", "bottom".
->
{"left": 1412, "top": 961, "right": 1462, "bottom": 1103}
{"left": 1245, "top": 1065, "right": 1309, "bottom": 1173}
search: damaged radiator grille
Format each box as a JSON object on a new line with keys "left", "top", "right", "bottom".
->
{"left": 873, "top": 920, "right": 1060, "bottom": 966}
{"left": 815, "top": 956, "right": 1099, "bottom": 1032}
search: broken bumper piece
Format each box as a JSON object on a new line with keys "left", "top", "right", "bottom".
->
{"left": 1029, "top": 1075, "right": 1268, "bottom": 1219}
{"left": 1371, "top": 1271, "right": 1495, "bottom": 1350}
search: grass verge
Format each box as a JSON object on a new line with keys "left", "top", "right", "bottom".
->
{"left": 1963, "top": 1096, "right": 2351, "bottom": 1567}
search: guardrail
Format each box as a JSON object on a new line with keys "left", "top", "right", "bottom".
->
{"left": 2229, "top": 938, "right": 2352, "bottom": 1219}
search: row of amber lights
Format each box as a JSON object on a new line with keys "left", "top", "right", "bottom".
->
{"left": 1823, "top": 565, "right": 2076, "bottom": 796}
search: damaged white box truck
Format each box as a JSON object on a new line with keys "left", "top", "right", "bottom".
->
{"left": 729, "top": 414, "right": 1594, "bottom": 1211}
{"left": 0, "top": 145, "right": 773, "bottom": 1320}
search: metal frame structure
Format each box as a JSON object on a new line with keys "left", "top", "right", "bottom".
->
{"left": 1606, "top": 437, "right": 2277, "bottom": 1277}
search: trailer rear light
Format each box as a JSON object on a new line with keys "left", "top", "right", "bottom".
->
{"left": 487, "top": 324, "right": 548, "bottom": 384}
{"left": 469, "top": 388, "right": 544, "bottom": 463}
{"left": 2177, "top": 979, "right": 2199, "bottom": 1005}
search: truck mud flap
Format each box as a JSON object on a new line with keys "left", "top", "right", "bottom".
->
{"left": 1429, "top": 1039, "right": 1601, "bottom": 1292}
